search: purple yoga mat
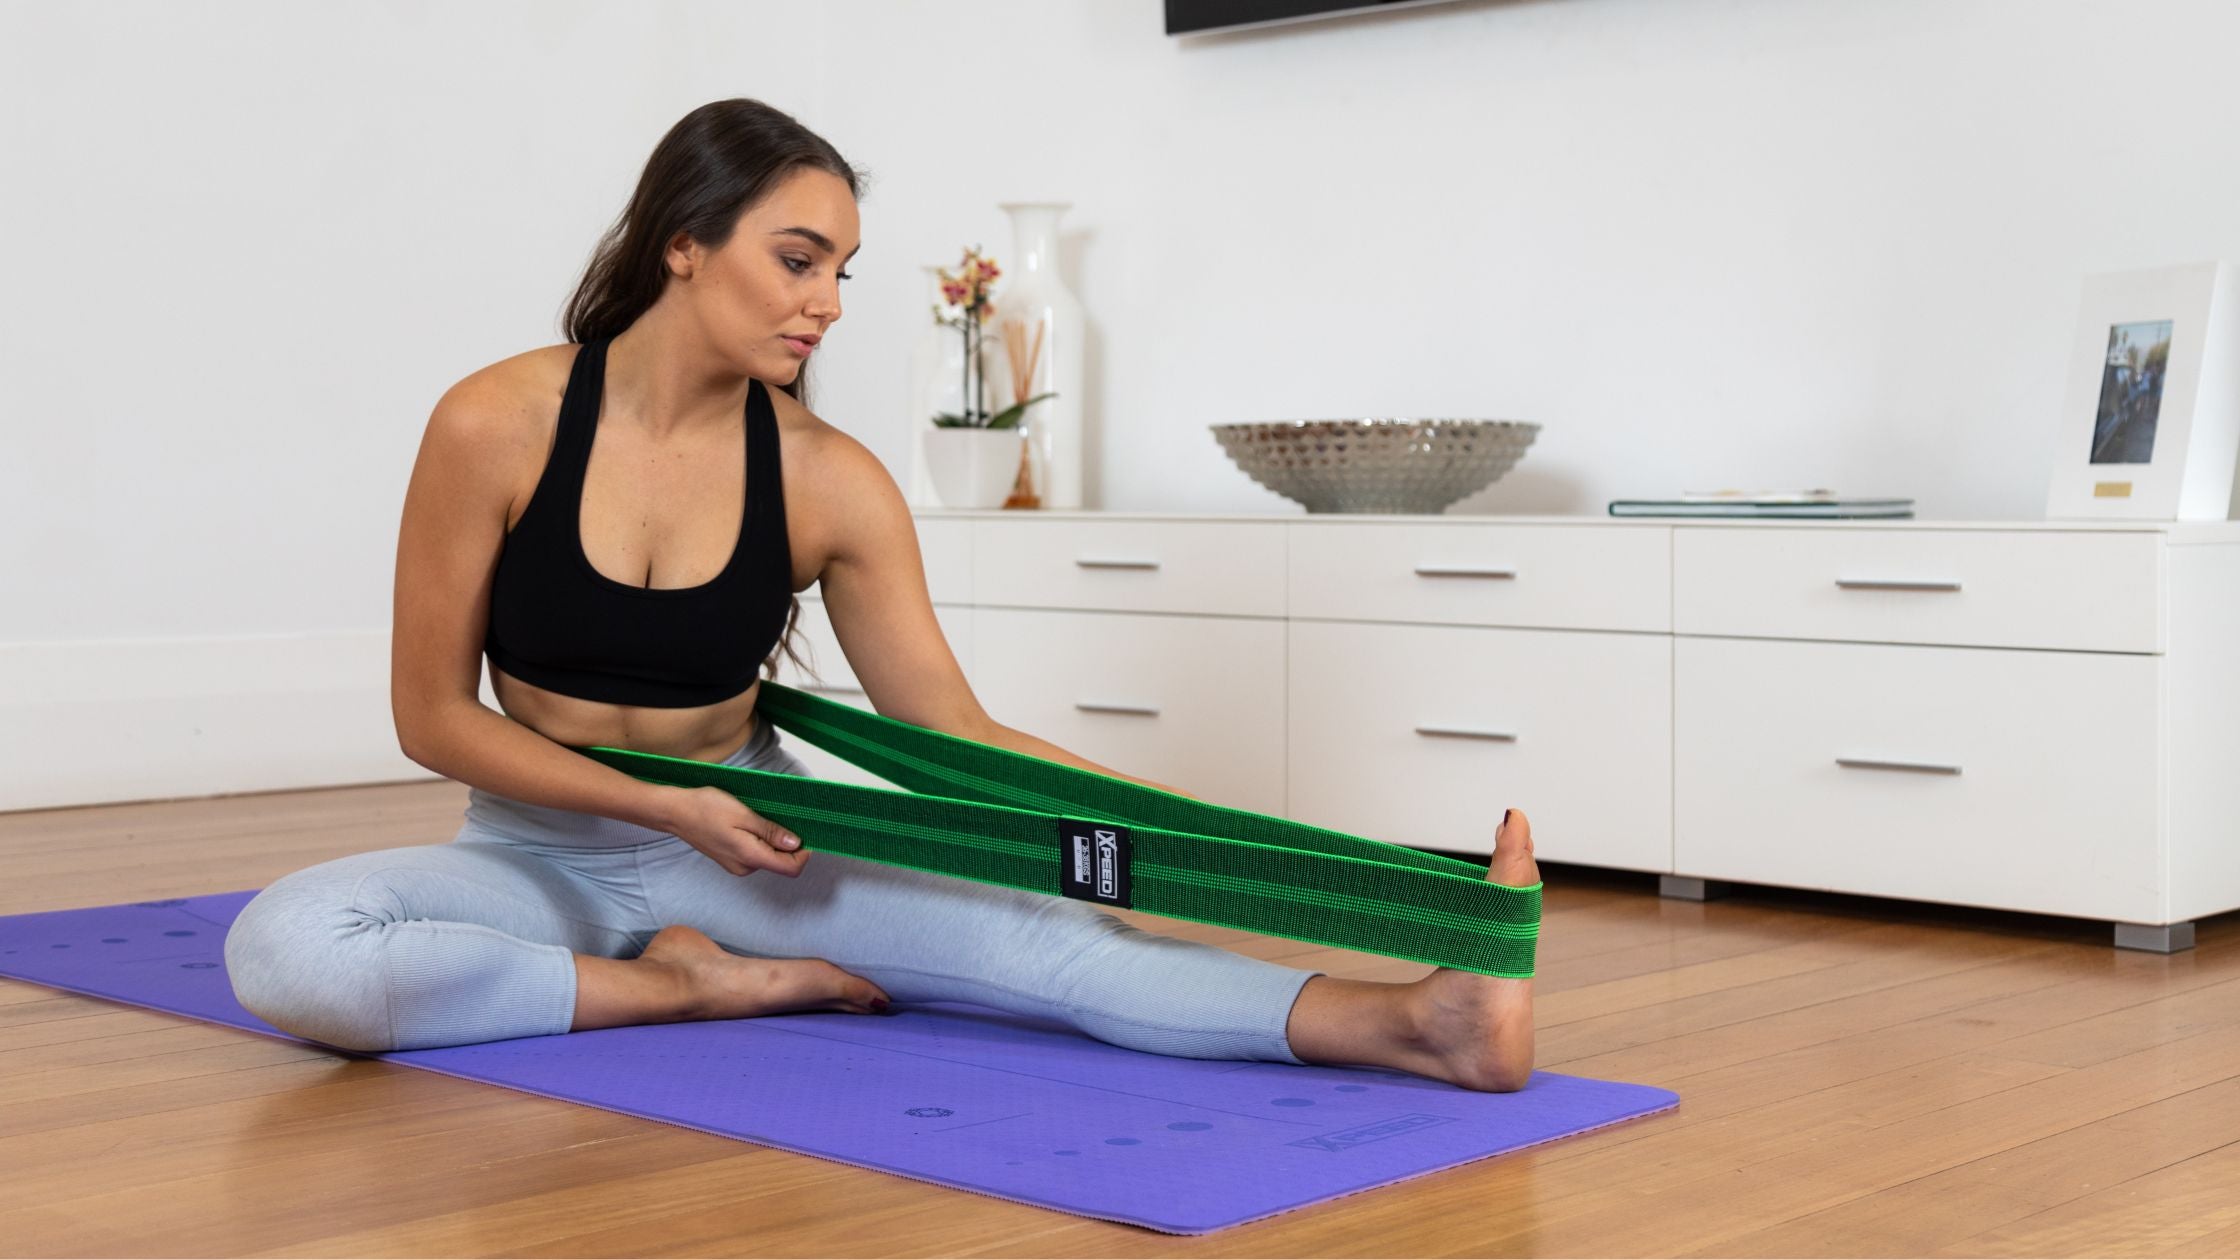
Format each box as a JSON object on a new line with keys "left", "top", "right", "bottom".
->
{"left": 0, "top": 892, "right": 1676, "bottom": 1234}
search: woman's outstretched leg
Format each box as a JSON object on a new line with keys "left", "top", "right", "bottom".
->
{"left": 640, "top": 768, "right": 1541, "bottom": 1091}
{"left": 1284, "top": 808, "right": 1538, "bottom": 1092}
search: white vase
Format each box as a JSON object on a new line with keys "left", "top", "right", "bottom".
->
{"left": 989, "top": 202, "right": 1087, "bottom": 509}
{"left": 924, "top": 426, "right": 1024, "bottom": 510}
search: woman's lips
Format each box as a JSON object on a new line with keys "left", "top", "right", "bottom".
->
{"left": 781, "top": 336, "right": 817, "bottom": 356}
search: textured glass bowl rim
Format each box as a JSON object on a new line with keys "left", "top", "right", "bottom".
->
{"left": 1209, "top": 418, "right": 1538, "bottom": 430}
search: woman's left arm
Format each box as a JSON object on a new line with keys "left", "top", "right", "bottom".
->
{"left": 811, "top": 436, "right": 1196, "bottom": 799}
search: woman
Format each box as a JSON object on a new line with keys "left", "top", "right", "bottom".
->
{"left": 224, "top": 98, "right": 1538, "bottom": 1092}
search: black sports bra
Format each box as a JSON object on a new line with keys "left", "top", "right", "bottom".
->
{"left": 483, "top": 335, "right": 793, "bottom": 708}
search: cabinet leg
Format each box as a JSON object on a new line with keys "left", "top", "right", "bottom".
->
{"left": 2113, "top": 921, "right": 2196, "bottom": 954}
{"left": 1660, "top": 876, "right": 1731, "bottom": 902}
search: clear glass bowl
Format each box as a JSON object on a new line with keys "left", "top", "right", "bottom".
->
{"left": 1210, "top": 419, "right": 1540, "bottom": 514}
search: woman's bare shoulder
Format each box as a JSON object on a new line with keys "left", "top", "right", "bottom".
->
{"left": 765, "top": 381, "right": 887, "bottom": 489}
{"left": 415, "top": 344, "right": 579, "bottom": 524}
{"left": 436, "top": 343, "right": 575, "bottom": 433}
{"left": 764, "top": 381, "right": 897, "bottom": 585}
{"left": 763, "top": 378, "right": 841, "bottom": 441}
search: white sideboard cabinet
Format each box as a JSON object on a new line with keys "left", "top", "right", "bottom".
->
{"left": 772, "top": 511, "right": 2240, "bottom": 952}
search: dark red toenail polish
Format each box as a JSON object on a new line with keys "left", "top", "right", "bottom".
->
{"left": 871, "top": 998, "right": 890, "bottom": 1013}
{"left": 1502, "top": 808, "right": 1512, "bottom": 828}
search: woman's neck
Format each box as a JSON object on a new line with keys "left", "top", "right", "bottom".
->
{"left": 605, "top": 306, "right": 755, "bottom": 440}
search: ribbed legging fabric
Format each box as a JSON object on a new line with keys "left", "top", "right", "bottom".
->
{"left": 223, "top": 719, "right": 1320, "bottom": 1058}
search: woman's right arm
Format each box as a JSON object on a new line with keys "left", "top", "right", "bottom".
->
{"left": 388, "top": 373, "right": 687, "bottom": 834}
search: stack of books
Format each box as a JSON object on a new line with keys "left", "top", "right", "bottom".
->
{"left": 1607, "top": 490, "right": 1915, "bottom": 519}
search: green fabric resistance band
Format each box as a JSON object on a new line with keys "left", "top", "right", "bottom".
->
{"left": 575, "top": 682, "right": 1540, "bottom": 978}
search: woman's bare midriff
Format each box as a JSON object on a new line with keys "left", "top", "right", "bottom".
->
{"left": 491, "top": 665, "right": 767, "bottom": 764}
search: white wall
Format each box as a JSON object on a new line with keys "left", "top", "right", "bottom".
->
{"left": 6, "top": 0, "right": 2239, "bottom": 808}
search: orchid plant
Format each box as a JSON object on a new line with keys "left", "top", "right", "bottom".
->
{"left": 931, "top": 245, "right": 1054, "bottom": 429}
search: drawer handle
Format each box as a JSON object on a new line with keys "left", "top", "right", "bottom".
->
{"left": 1414, "top": 565, "right": 1518, "bottom": 580}
{"left": 803, "top": 682, "right": 866, "bottom": 696}
{"left": 1835, "top": 579, "right": 1962, "bottom": 593}
{"left": 1837, "top": 757, "right": 1961, "bottom": 776}
{"left": 1415, "top": 725, "right": 1519, "bottom": 742}
{"left": 1076, "top": 701, "right": 1161, "bottom": 717}
{"left": 1075, "top": 557, "right": 1161, "bottom": 571}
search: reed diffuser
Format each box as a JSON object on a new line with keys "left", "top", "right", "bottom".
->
{"left": 1001, "top": 317, "right": 1049, "bottom": 508}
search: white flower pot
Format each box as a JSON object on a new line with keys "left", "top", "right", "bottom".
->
{"left": 924, "top": 427, "right": 1023, "bottom": 510}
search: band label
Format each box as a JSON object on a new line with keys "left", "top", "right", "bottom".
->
{"left": 1058, "top": 819, "right": 1133, "bottom": 908}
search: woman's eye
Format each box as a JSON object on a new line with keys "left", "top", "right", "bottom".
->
{"left": 782, "top": 257, "right": 808, "bottom": 273}
{"left": 837, "top": 270, "right": 853, "bottom": 282}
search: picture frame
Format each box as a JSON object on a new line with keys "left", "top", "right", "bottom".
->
{"left": 2046, "top": 261, "right": 2240, "bottom": 520}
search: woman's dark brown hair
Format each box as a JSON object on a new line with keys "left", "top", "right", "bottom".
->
{"left": 560, "top": 99, "right": 865, "bottom": 683}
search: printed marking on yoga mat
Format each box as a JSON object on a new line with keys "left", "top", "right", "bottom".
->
{"left": 1288, "top": 1113, "right": 1457, "bottom": 1153}
{"left": 926, "top": 1111, "right": 1033, "bottom": 1134}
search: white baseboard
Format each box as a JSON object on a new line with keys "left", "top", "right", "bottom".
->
{"left": 0, "top": 631, "right": 438, "bottom": 813}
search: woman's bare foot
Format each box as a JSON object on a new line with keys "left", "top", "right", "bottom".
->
{"left": 1403, "top": 808, "right": 1538, "bottom": 1091}
{"left": 1284, "top": 808, "right": 1539, "bottom": 1092}
{"left": 572, "top": 925, "right": 890, "bottom": 1031}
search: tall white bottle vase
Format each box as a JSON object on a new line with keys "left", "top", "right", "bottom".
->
{"left": 990, "top": 202, "right": 1086, "bottom": 509}
{"left": 908, "top": 264, "right": 971, "bottom": 508}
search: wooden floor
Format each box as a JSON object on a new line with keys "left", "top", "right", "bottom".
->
{"left": 3, "top": 780, "right": 2237, "bottom": 1258}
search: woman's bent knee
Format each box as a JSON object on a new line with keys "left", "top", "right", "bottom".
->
{"left": 224, "top": 876, "right": 398, "bottom": 1053}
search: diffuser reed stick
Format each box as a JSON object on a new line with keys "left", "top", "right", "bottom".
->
{"left": 1001, "top": 317, "right": 1047, "bottom": 508}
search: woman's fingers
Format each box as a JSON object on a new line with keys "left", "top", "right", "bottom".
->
{"left": 732, "top": 828, "right": 810, "bottom": 877}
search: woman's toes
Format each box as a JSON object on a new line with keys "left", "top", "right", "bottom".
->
{"left": 1489, "top": 808, "right": 1539, "bottom": 887}
{"left": 820, "top": 962, "right": 891, "bottom": 1013}
{"left": 1497, "top": 807, "right": 1533, "bottom": 852}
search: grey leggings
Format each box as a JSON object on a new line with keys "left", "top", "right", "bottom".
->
{"left": 224, "top": 718, "right": 1319, "bottom": 1059}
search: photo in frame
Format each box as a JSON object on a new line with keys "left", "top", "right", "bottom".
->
{"left": 2045, "top": 261, "right": 2240, "bottom": 520}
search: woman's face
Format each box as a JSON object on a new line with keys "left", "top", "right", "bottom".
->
{"left": 672, "top": 166, "right": 860, "bottom": 383}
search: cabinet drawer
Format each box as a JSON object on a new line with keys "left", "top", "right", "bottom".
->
{"left": 973, "top": 520, "right": 1285, "bottom": 616}
{"left": 1674, "top": 637, "right": 2162, "bottom": 921}
{"left": 768, "top": 598, "right": 973, "bottom": 788}
{"left": 1288, "top": 621, "right": 1672, "bottom": 871}
{"left": 1674, "top": 528, "right": 2162, "bottom": 652}
{"left": 970, "top": 608, "right": 1285, "bottom": 814}
{"left": 1290, "top": 522, "right": 1671, "bottom": 632}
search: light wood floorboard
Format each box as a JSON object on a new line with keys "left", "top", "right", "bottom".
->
{"left": 1, "top": 778, "right": 2234, "bottom": 1256}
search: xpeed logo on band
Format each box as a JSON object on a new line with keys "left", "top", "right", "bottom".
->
{"left": 1093, "top": 830, "right": 1119, "bottom": 899}
{"left": 1058, "top": 819, "right": 1133, "bottom": 908}
{"left": 1288, "top": 1113, "right": 1456, "bottom": 1153}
